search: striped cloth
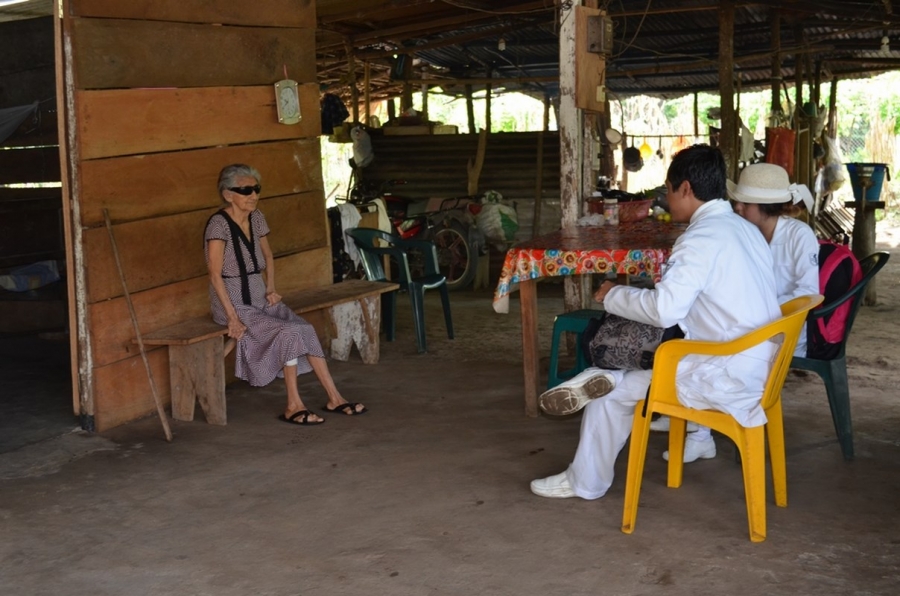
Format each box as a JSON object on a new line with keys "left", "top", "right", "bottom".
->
{"left": 204, "top": 210, "right": 324, "bottom": 386}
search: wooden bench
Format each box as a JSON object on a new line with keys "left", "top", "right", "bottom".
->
{"left": 138, "top": 279, "right": 398, "bottom": 425}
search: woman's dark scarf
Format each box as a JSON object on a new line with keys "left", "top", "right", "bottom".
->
{"left": 211, "top": 209, "right": 261, "bottom": 306}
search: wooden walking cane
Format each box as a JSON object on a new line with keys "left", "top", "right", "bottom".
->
{"left": 103, "top": 209, "right": 173, "bottom": 442}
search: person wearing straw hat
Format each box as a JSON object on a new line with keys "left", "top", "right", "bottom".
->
{"left": 727, "top": 163, "right": 818, "bottom": 356}
{"left": 650, "top": 163, "right": 819, "bottom": 461}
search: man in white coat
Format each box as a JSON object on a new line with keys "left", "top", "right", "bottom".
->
{"left": 531, "top": 144, "right": 782, "bottom": 500}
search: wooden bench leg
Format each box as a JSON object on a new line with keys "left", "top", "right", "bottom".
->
{"left": 328, "top": 295, "right": 382, "bottom": 364}
{"left": 169, "top": 338, "right": 226, "bottom": 425}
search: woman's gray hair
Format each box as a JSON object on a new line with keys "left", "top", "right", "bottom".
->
{"left": 217, "top": 164, "right": 261, "bottom": 196}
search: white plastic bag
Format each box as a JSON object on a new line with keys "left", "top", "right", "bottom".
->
{"left": 821, "top": 135, "right": 846, "bottom": 193}
{"left": 476, "top": 190, "right": 518, "bottom": 251}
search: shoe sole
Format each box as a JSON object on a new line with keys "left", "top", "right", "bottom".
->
{"left": 539, "top": 376, "right": 613, "bottom": 416}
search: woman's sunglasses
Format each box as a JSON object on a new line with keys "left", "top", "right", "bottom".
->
{"left": 229, "top": 185, "right": 261, "bottom": 196}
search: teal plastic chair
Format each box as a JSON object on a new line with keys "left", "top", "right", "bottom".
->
{"left": 547, "top": 309, "right": 600, "bottom": 389}
{"left": 347, "top": 228, "right": 453, "bottom": 353}
{"left": 791, "top": 251, "right": 890, "bottom": 461}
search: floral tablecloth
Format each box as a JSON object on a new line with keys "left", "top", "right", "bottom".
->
{"left": 493, "top": 221, "right": 686, "bottom": 313}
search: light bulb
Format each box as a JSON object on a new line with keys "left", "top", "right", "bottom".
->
{"left": 498, "top": 38, "right": 506, "bottom": 51}
{"left": 881, "top": 36, "right": 890, "bottom": 53}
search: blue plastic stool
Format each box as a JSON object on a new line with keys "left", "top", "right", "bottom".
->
{"left": 547, "top": 309, "right": 601, "bottom": 389}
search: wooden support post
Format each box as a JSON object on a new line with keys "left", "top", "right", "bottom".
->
{"left": 693, "top": 92, "right": 699, "bottom": 138}
{"left": 543, "top": 93, "right": 551, "bottom": 127}
{"left": 465, "top": 84, "right": 476, "bottom": 134}
{"left": 794, "top": 30, "right": 804, "bottom": 182}
{"left": 718, "top": 1, "right": 737, "bottom": 180}
{"left": 347, "top": 46, "right": 359, "bottom": 124}
{"left": 55, "top": 9, "right": 83, "bottom": 421}
{"left": 532, "top": 94, "right": 550, "bottom": 238}
{"left": 364, "top": 61, "right": 371, "bottom": 126}
{"left": 421, "top": 83, "right": 429, "bottom": 120}
{"left": 584, "top": 113, "right": 597, "bottom": 214}
{"left": 387, "top": 97, "right": 396, "bottom": 121}
{"left": 601, "top": 99, "right": 615, "bottom": 181}
{"left": 827, "top": 77, "right": 838, "bottom": 137}
{"left": 402, "top": 82, "right": 413, "bottom": 112}
{"left": 560, "top": 0, "right": 588, "bottom": 311}
{"left": 485, "top": 70, "right": 493, "bottom": 133}
{"left": 467, "top": 128, "right": 487, "bottom": 196}
{"left": 850, "top": 201, "right": 880, "bottom": 305}
{"left": 401, "top": 54, "right": 414, "bottom": 112}
{"left": 813, "top": 58, "right": 822, "bottom": 110}
{"left": 520, "top": 279, "right": 540, "bottom": 417}
{"left": 770, "top": 9, "right": 781, "bottom": 121}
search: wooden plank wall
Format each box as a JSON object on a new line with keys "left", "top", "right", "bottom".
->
{"left": 63, "top": 0, "right": 328, "bottom": 431}
{"left": 364, "top": 131, "right": 563, "bottom": 238}
{"left": 0, "top": 16, "right": 62, "bottom": 271}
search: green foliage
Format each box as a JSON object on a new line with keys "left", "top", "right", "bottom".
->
{"left": 662, "top": 104, "right": 679, "bottom": 120}
{"left": 878, "top": 102, "right": 900, "bottom": 135}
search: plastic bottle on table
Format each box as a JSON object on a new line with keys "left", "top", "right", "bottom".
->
{"left": 603, "top": 198, "right": 619, "bottom": 225}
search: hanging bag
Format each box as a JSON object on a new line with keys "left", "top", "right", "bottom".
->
{"left": 581, "top": 312, "right": 684, "bottom": 370}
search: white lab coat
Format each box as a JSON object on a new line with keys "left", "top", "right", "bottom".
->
{"left": 566, "top": 199, "right": 781, "bottom": 499}
{"left": 770, "top": 216, "right": 819, "bottom": 355}
{"left": 604, "top": 199, "right": 782, "bottom": 427}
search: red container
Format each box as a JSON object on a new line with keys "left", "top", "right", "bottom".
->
{"left": 617, "top": 199, "right": 652, "bottom": 223}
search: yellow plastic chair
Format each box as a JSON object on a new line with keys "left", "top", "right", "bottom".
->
{"left": 621, "top": 294, "right": 824, "bottom": 543}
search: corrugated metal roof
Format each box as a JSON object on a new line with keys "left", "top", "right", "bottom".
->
{"left": 317, "top": 0, "right": 900, "bottom": 102}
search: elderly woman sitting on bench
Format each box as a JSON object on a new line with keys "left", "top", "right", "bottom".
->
{"left": 204, "top": 163, "right": 366, "bottom": 425}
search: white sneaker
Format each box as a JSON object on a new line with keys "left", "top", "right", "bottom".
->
{"left": 540, "top": 368, "right": 615, "bottom": 416}
{"left": 530, "top": 471, "right": 577, "bottom": 498}
{"left": 662, "top": 436, "right": 717, "bottom": 463}
{"left": 649, "top": 415, "right": 700, "bottom": 433}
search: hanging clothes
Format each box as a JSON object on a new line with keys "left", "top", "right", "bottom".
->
{"left": 336, "top": 203, "right": 362, "bottom": 267}
{"left": 320, "top": 93, "right": 349, "bottom": 135}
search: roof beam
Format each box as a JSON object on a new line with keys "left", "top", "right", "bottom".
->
{"left": 355, "top": 19, "right": 543, "bottom": 60}
{"left": 345, "top": 0, "right": 553, "bottom": 45}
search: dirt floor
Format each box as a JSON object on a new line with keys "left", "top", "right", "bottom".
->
{"left": 1, "top": 222, "right": 899, "bottom": 595}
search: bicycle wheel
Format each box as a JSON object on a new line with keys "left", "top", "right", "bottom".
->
{"left": 430, "top": 221, "right": 477, "bottom": 291}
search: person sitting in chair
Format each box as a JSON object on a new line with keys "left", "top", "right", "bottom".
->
{"left": 205, "top": 164, "right": 366, "bottom": 426}
{"left": 531, "top": 145, "right": 780, "bottom": 500}
{"left": 649, "top": 162, "right": 820, "bottom": 457}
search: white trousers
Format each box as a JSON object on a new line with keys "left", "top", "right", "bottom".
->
{"left": 565, "top": 368, "right": 653, "bottom": 500}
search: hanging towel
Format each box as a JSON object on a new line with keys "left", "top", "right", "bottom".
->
{"left": 740, "top": 124, "right": 756, "bottom": 162}
{"left": 337, "top": 203, "right": 363, "bottom": 267}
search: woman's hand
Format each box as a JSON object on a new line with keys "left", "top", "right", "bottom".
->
{"left": 226, "top": 316, "right": 247, "bottom": 340}
{"left": 593, "top": 280, "right": 617, "bottom": 303}
{"left": 265, "top": 290, "right": 281, "bottom": 306}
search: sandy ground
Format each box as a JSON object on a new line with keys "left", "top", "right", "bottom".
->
{"left": 0, "top": 219, "right": 898, "bottom": 595}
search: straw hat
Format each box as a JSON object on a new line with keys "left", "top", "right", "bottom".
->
{"left": 726, "top": 163, "right": 813, "bottom": 211}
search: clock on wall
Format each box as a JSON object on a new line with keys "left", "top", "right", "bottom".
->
{"left": 274, "top": 79, "right": 301, "bottom": 125}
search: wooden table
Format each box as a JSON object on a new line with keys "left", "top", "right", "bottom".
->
{"left": 492, "top": 221, "right": 686, "bottom": 416}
